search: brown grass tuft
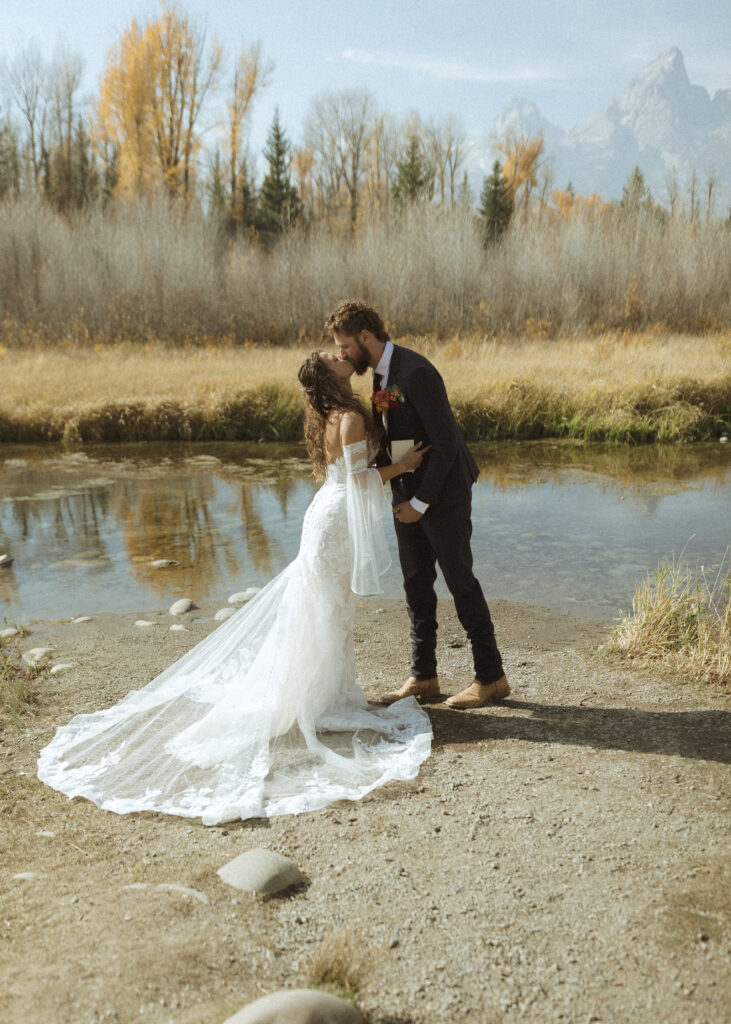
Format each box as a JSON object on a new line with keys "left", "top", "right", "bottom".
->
{"left": 304, "top": 926, "right": 380, "bottom": 1001}
{"left": 609, "top": 557, "right": 730, "bottom": 689}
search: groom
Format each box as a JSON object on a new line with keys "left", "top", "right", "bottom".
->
{"left": 326, "top": 299, "right": 509, "bottom": 709}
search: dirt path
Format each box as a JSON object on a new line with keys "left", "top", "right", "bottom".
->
{"left": 2, "top": 598, "right": 729, "bottom": 1024}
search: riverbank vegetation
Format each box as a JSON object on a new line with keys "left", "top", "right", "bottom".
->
{"left": 1, "top": 332, "right": 728, "bottom": 444}
{"left": 609, "top": 559, "right": 730, "bottom": 690}
{"left": 1, "top": 198, "right": 730, "bottom": 345}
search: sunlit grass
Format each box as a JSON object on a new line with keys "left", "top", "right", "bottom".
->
{"left": 609, "top": 557, "right": 730, "bottom": 689}
{"left": 1, "top": 332, "right": 729, "bottom": 443}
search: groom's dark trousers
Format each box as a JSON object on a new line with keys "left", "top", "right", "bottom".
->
{"left": 394, "top": 492, "right": 503, "bottom": 683}
{"left": 380, "top": 343, "right": 504, "bottom": 685}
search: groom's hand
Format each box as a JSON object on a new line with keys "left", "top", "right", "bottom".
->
{"left": 393, "top": 502, "right": 423, "bottom": 524}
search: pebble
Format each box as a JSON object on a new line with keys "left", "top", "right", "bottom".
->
{"left": 149, "top": 559, "right": 180, "bottom": 567}
{"left": 169, "top": 598, "right": 199, "bottom": 615}
{"left": 134, "top": 620, "right": 158, "bottom": 628}
{"left": 13, "top": 872, "right": 37, "bottom": 881}
{"left": 228, "top": 588, "right": 261, "bottom": 605}
{"left": 72, "top": 616, "right": 93, "bottom": 624}
{"left": 217, "top": 849, "right": 307, "bottom": 896}
{"left": 122, "top": 882, "right": 210, "bottom": 905}
{"left": 0, "top": 627, "right": 19, "bottom": 639}
{"left": 222, "top": 989, "right": 362, "bottom": 1024}
{"left": 0, "top": 553, "right": 13, "bottom": 567}
{"left": 50, "top": 663, "right": 75, "bottom": 675}
{"left": 214, "top": 607, "right": 236, "bottom": 622}
{"left": 169, "top": 624, "right": 189, "bottom": 632}
{"left": 37, "top": 830, "right": 56, "bottom": 838}
{"left": 21, "top": 647, "right": 56, "bottom": 668}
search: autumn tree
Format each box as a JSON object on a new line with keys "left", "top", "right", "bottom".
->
{"left": 225, "top": 42, "right": 271, "bottom": 233}
{"left": 426, "top": 114, "right": 465, "bottom": 205}
{"left": 305, "top": 88, "right": 375, "bottom": 229}
{"left": 497, "top": 130, "right": 544, "bottom": 221}
{"left": 97, "top": 3, "right": 222, "bottom": 201}
{"left": 1, "top": 42, "right": 49, "bottom": 188}
{"left": 479, "top": 160, "right": 513, "bottom": 244}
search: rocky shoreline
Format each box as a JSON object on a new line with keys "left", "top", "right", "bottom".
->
{"left": 2, "top": 597, "right": 729, "bottom": 1023}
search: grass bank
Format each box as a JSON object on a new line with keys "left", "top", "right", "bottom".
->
{"left": 609, "top": 559, "right": 730, "bottom": 690}
{"left": 1, "top": 332, "right": 729, "bottom": 444}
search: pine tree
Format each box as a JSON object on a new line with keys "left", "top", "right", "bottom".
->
{"left": 392, "top": 134, "right": 433, "bottom": 205}
{"left": 71, "top": 118, "right": 99, "bottom": 208}
{"left": 207, "top": 148, "right": 227, "bottom": 224}
{"left": 0, "top": 119, "right": 21, "bottom": 200}
{"left": 457, "top": 170, "right": 474, "bottom": 210}
{"left": 620, "top": 166, "right": 653, "bottom": 216}
{"left": 479, "top": 160, "right": 513, "bottom": 244}
{"left": 256, "top": 109, "right": 301, "bottom": 241}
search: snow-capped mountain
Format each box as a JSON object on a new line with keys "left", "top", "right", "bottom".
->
{"left": 472, "top": 48, "right": 731, "bottom": 209}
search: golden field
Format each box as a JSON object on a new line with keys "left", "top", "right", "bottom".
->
{"left": 1, "top": 331, "right": 729, "bottom": 444}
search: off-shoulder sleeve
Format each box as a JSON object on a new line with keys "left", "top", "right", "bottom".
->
{"left": 343, "top": 440, "right": 392, "bottom": 595}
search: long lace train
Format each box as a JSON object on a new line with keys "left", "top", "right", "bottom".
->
{"left": 37, "top": 441, "right": 432, "bottom": 825}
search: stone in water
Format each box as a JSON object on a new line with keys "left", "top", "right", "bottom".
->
{"left": 228, "top": 588, "right": 260, "bottom": 604}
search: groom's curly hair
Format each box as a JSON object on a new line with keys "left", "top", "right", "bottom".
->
{"left": 298, "top": 351, "right": 377, "bottom": 475}
{"left": 324, "top": 300, "right": 390, "bottom": 342}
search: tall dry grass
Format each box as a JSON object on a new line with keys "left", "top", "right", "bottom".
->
{"left": 609, "top": 558, "right": 730, "bottom": 690}
{"left": 1, "top": 333, "right": 729, "bottom": 443}
{"left": 1, "top": 196, "right": 730, "bottom": 344}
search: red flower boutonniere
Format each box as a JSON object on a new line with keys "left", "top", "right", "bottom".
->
{"left": 371, "top": 385, "right": 405, "bottom": 413}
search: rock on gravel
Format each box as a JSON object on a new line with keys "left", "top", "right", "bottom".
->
{"left": 13, "top": 872, "right": 37, "bottom": 881}
{"left": 169, "top": 598, "right": 199, "bottom": 615}
{"left": 71, "top": 616, "right": 92, "bottom": 624}
{"left": 222, "top": 989, "right": 363, "bottom": 1024}
{"left": 122, "top": 883, "right": 210, "bottom": 905}
{"left": 217, "top": 849, "right": 307, "bottom": 896}
{"left": 134, "top": 620, "right": 158, "bottom": 628}
{"left": 21, "top": 647, "right": 55, "bottom": 668}
{"left": 0, "top": 627, "right": 19, "bottom": 639}
{"left": 228, "top": 588, "right": 261, "bottom": 604}
{"left": 0, "top": 553, "right": 13, "bottom": 567}
{"left": 214, "top": 607, "right": 236, "bottom": 622}
{"left": 50, "top": 663, "right": 75, "bottom": 675}
{"left": 169, "top": 624, "right": 189, "bottom": 632}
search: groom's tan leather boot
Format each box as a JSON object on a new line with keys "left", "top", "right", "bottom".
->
{"left": 381, "top": 676, "right": 441, "bottom": 705}
{"left": 445, "top": 674, "right": 510, "bottom": 709}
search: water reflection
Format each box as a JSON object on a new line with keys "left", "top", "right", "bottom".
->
{"left": 0, "top": 441, "right": 728, "bottom": 622}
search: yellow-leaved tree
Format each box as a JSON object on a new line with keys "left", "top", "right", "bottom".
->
{"left": 497, "top": 130, "right": 545, "bottom": 222}
{"left": 97, "top": 2, "right": 222, "bottom": 201}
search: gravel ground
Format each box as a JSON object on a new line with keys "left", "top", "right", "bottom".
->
{"left": 1, "top": 597, "right": 729, "bottom": 1024}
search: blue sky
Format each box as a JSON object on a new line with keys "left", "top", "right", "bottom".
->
{"left": 2, "top": 0, "right": 729, "bottom": 166}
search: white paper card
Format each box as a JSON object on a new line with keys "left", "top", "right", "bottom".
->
{"left": 391, "top": 439, "right": 415, "bottom": 471}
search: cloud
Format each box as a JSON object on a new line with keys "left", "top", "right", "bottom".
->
{"left": 341, "top": 48, "right": 560, "bottom": 84}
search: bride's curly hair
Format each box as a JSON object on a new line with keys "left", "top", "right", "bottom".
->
{"left": 298, "top": 351, "right": 377, "bottom": 475}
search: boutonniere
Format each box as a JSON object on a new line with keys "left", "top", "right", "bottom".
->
{"left": 371, "top": 385, "right": 405, "bottom": 413}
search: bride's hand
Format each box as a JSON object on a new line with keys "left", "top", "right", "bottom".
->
{"left": 400, "top": 441, "right": 431, "bottom": 472}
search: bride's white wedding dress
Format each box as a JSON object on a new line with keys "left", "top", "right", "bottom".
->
{"left": 37, "top": 441, "right": 432, "bottom": 825}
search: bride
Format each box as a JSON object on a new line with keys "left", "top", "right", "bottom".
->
{"left": 37, "top": 351, "right": 433, "bottom": 825}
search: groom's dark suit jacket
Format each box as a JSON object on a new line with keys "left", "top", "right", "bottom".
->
{"left": 378, "top": 344, "right": 479, "bottom": 509}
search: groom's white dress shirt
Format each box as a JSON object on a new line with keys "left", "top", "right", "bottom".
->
{"left": 375, "top": 342, "right": 429, "bottom": 515}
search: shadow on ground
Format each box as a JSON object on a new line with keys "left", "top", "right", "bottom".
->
{"left": 429, "top": 700, "right": 731, "bottom": 764}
